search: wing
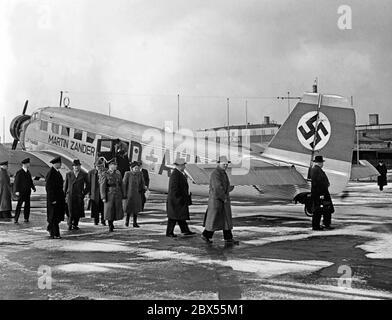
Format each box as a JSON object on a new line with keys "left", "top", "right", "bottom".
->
{"left": 350, "top": 160, "right": 380, "bottom": 180}
{"left": 0, "top": 143, "right": 74, "bottom": 178}
{"left": 184, "top": 161, "right": 307, "bottom": 186}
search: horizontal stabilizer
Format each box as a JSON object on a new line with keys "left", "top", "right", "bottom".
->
{"left": 350, "top": 160, "right": 380, "bottom": 180}
{"left": 185, "top": 163, "right": 307, "bottom": 186}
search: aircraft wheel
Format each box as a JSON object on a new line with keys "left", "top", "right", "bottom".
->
{"left": 304, "top": 206, "right": 313, "bottom": 217}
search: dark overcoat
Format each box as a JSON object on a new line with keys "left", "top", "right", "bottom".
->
{"left": 203, "top": 167, "right": 234, "bottom": 231}
{"left": 376, "top": 164, "right": 387, "bottom": 187}
{"left": 14, "top": 168, "right": 36, "bottom": 196}
{"left": 310, "top": 164, "right": 334, "bottom": 213}
{"left": 100, "top": 169, "right": 124, "bottom": 221}
{"left": 166, "top": 168, "right": 190, "bottom": 221}
{"left": 45, "top": 167, "right": 65, "bottom": 224}
{"left": 0, "top": 168, "right": 12, "bottom": 212}
{"left": 123, "top": 171, "right": 144, "bottom": 215}
{"left": 64, "top": 171, "right": 88, "bottom": 219}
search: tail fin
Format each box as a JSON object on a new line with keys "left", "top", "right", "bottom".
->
{"left": 263, "top": 93, "right": 355, "bottom": 194}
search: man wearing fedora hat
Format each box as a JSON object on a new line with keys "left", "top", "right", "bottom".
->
{"left": 64, "top": 159, "right": 89, "bottom": 230}
{"left": 14, "top": 158, "right": 36, "bottom": 223}
{"left": 87, "top": 157, "right": 107, "bottom": 226}
{"left": 166, "top": 157, "right": 195, "bottom": 237}
{"left": 45, "top": 156, "right": 65, "bottom": 239}
{"left": 0, "top": 160, "right": 12, "bottom": 220}
{"left": 201, "top": 155, "right": 238, "bottom": 245}
{"left": 100, "top": 158, "right": 124, "bottom": 232}
{"left": 310, "top": 155, "right": 334, "bottom": 231}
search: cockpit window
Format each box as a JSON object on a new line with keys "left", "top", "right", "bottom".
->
{"left": 61, "top": 126, "right": 70, "bottom": 137}
{"left": 74, "top": 129, "right": 83, "bottom": 141}
{"left": 51, "top": 123, "right": 59, "bottom": 134}
{"left": 40, "top": 120, "right": 48, "bottom": 131}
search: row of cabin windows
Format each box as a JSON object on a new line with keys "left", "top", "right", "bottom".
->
{"left": 40, "top": 120, "right": 95, "bottom": 144}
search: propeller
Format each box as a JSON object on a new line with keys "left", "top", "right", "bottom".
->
{"left": 10, "top": 100, "right": 30, "bottom": 150}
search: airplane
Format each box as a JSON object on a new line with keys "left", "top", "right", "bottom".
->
{"left": 0, "top": 92, "right": 379, "bottom": 208}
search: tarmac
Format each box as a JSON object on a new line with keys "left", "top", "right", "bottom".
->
{"left": 0, "top": 182, "right": 392, "bottom": 300}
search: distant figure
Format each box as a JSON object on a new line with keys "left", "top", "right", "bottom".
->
{"left": 123, "top": 161, "right": 145, "bottom": 227}
{"left": 140, "top": 162, "right": 150, "bottom": 211}
{"left": 87, "top": 158, "right": 106, "bottom": 225}
{"left": 0, "top": 160, "right": 12, "bottom": 220}
{"left": 115, "top": 141, "right": 130, "bottom": 178}
{"left": 64, "top": 159, "right": 89, "bottom": 230}
{"left": 166, "top": 158, "right": 195, "bottom": 238}
{"left": 45, "top": 157, "right": 65, "bottom": 239}
{"left": 14, "top": 158, "right": 36, "bottom": 223}
{"left": 376, "top": 160, "right": 387, "bottom": 191}
{"left": 201, "top": 156, "right": 238, "bottom": 245}
{"left": 100, "top": 158, "right": 124, "bottom": 232}
{"left": 310, "top": 155, "right": 335, "bottom": 231}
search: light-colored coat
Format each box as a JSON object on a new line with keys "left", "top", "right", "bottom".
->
{"left": 0, "top": 168, "right": 12, "bottom": 212}
{"left": 100, "top": 169, "right": 124, "bottom": 221}
{"left": 203, "top": 167, "right": 234, "bottom": 231}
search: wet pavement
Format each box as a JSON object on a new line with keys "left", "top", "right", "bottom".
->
{"left": 0, "top": 182, "right": 392, "bottom": 300}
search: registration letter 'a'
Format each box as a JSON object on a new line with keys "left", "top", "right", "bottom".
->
{"left": 337, "top": 5, "right": 352, "bottom": 30}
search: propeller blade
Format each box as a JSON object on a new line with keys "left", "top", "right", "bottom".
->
{"left": 22, "top": 100, "right": 28, "bottom": 115}
{"left": 12, "top": 139, "right": 18, "bottom": 150}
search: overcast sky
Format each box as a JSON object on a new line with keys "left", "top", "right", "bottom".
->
{"left": 1, "top": 0, "right": 391, "bottom": 142}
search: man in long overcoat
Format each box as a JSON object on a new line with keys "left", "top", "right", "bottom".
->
{"left": 14, "top": 157, "right": 36, "bottom": 223}
{"left": 0, "top": 160, "right": 12, "bottom": 220}
{"left": 100, "top": 158, "right": 124, "bottom": 232}
{"left": 376, "top": 160, "right": 387, "bottom": 191}
{"left": 140, "top": 162, "right": 150, "bottom": 211}
{"left": 64, "top": 159, "right": 88, "bottom": 230}
{"left": 310, "top": 155, "right": 334, "bottom": 231}
{"left": 87, "top": 158, "right": 106, "bottom": 225}
{"left": 45, "top": 156, "right": 65, "bottom": 239}
{"left": 201, "top": 156, "right": 238, "bottom": 245}
{"left": 123, "top": 161, "right": 145, "bottom": 227}
{"left": 166, "top": 158, "right": 195, "bottom": 237}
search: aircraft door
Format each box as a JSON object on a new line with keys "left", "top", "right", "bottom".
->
{"left": 96, "top": 138, "right": 130, "bottom": 164}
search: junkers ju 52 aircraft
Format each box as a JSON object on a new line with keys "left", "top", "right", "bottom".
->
{"left": 0, "top": 92, "right": 377, "bottom": 203}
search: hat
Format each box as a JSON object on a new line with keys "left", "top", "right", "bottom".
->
{"left": 108, "top": 158, "right": 117, "bottom": 165}
{"left": 174, "top": 157, "right": 187, "bottom": 165}
{"left": 21, "top": 158, "right": 30, "bottom": 164}
{"left": 0, "top": 160, "right": 8, "bottom": 166}
{"left": 72, "top": 159, "right": 81, "bottom": 166}
{"left": 50, "top": 156, "right": 61, "bottom": 164}
{"left": 130, "top": 161, "right": 140, "bottom": 168}
{"left": 313, "top": 155, "right": 325, "bottom": 163}
{"left": 217, "top": 155, "right": 231, "bottom": 164}
{"left": 95, "top": 157, "right": 105, "bottom": 166}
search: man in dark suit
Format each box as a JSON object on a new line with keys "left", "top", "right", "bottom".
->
{"left": 115, "top": 141, "right": 130, "bottom": 178}
{"left": 310, "top": 155, "right": 334, "bottom": 231}
{"left": 139, "top": 162, "right": 150, "bottom": 211}
{"left": 64, "top": 159, "right": 89, "bottom": 230}
{"left": 45, "top": 156, "right": 65, "bottom": 239}
{"left": 0, "top": 160, "right": 12, "bottom": 220}
{"left": 166, "top": 158, "right": 195, "bottom": 238}
{"left": 14, "top": 158, "right": 36, "bottom": 223}
{"left": 376, "top": 160, "right": 387, "bottom": 191}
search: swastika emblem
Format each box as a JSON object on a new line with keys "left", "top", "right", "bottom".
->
{"left": 297, "top": 111, "right": 331, "bottom": 151}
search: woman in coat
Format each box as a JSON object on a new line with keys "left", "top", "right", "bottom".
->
{"left": 0, "top": 161, "right": 12, "bottom": 219}
{"left": 100, "top": 158, "right": 124, "bottom": 232}
{"left": 123, "top": 161, "right": 145, "bottom": 227}
{"left": 201, "top": 156, "right": 238, "bottom": 245}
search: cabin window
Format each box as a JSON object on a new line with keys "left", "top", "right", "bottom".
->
{"left": 100, "top": 140, "right": 112, "bottom": 153}
{"left": 86, "top": 132, "right": 95, "bottom": 144}
{"left": 40, "top": 120, "right": 48, "bottom": 131}
{"left": 61, "top": 126, "right": 70, "bottom": 137}
{"left": 51, "top": 123, "right": 59, "bottom": 134}
{"left": 74, "top": 129, "right": 83, "bottom": 141}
